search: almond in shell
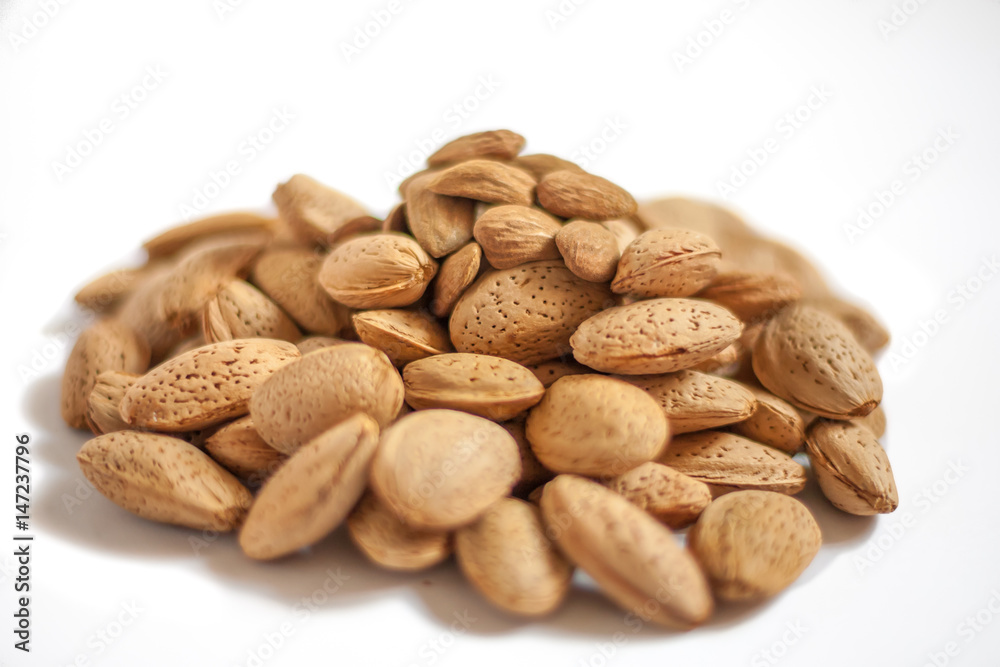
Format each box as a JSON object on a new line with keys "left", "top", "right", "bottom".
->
{"left": 347, "top": 491, "right": 452, "bottom": 571}
{"left": 612, "top": 229, "right": 721, "bottom": 298}
{"left": 272, "top": 174, "right": 369, "bottom": 246}
{"left": 251, "top": 246, "right": 351, "bottom": 335}
{"left": 352, "top": 309, "right": 452, "bottom": 366}
{"left": 605, "top": 462, "right": 711, "bottom": 529}
{"left": 805, "top": 420, "right": 898, "bottom": 515}
{"left": 318, "top": 233, "right": 438, "bottom": 309}
{"left": 405, "top": 171, "right": 477, "bottom": 258}
{"left": 619, "top": 370, "right": 756, "bottom": 434}
{"left": 731, "top": 386, "right": 806, "bottom": 454}
{"left": 203, "top": 416, "right": 288, "bottom": 487}
{"left": 203, "top": 279, "right": 301, "bottom": 343}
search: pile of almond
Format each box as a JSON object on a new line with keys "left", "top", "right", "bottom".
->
{"left": 62, "top": 129, "right": 896, "bottom": 629}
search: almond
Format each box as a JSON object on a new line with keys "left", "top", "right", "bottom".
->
{"left": 450, "top": 260, "right": 614, "bottom": 365}
{"left": 806, "top": 420, "right": 898, "bottom": 515}
{"left": 61, "top": 319, "right": 151, "bottom": 429}
{"left": 202, "top": 279, "right": 301, "bottom": 343}
{"left": 555, "top": 220, "right": 621, "bottom": 283}
{"left": 429, "top": 159, "right": 536, "bottom": 206}
{"left": 605, "top": 462, "right": 711, "bottom": 529}
{"left": 272, "top": 174, "right": 369, "bottom": 246}
{"left": 318, "top": 233, "right": 438, "bottom": 309}
{"left": 250, "top": 342, "right": 403, "bottom": 453}
{"left": 525, "top": 358, "right": 590, "bottom": 387}
{"left": 525, "top": 375, "right": 669, "bottom": 477}
{"left": 381, "top": 202, "right": 408, "bottom": 234}
{"left": 696, "top": 270, "right": 802, "bottom": 321}
{"left": 635, "top": 197, "right": 753, "bottom": 240}
{"left": 473, "top": 205, "right": 563, "bottom": 269}
{"left": 503, "top": 417, "right": 555, "bottom": 498}
{"left": 601, "top": 217, "right": 643, "bottom": 254}
{"left": 455, "top": 497, "right": 573, "bottom": 616}
{"left": 352, "top": 309, "right": 451, "bottom": 365}
{"left": 251, "top": 246, "right": 351, "bottom": 335}
{"left": 74, "top": 266, "right": 149, "bottom": 313}
{"left": 370, "top": 409, "right": 521, "bottom": 530}
{"left": 536, "top": 170, "right": 637, "bottom": 221}
{"left": 347, "top": 491, "right": 452, "bottom": 571}
{"left": 806, "top": 296, "right": 891, "bottom": 353}
{"left": 427, "top": 129, "right": 526, "bottom": 166}
{"left": 752, "top": 303, "right": 882, "bottom": 419}
{"left": 510, "top": 153, "right": 583, "bottom": 180}
{"left": 403, "top": 353, "right": 544, "bottom": 421}
{"left": 570, "top": 298, "right": 742, "bottom": 375}
{"left": 539, "top": 474, "right": 714, "bottom": 630}
{"left": 77, "top": 431, "right": 252, "bottom": 531}
{"left": 120, "top": 338, "right": 299, "bottom": 432}
{"left": 404, "top": 171, "right": 477, "bottom": 258}
{"left": 143, "top": 212, "right": 276, "bottom": 259}
{"left": 660, "top": 431, "right": 807, "bottom": 496}
{"left": 854, "top": 404, "right": 887, "bottom": 438}
{"left": 295, "top": 336, "right": 346, "bottom": 355}
{"left": 618, "top": 370, "right": 756, "bottom": 434}
{"left": 203, "top": 416, "right": 287, "bottom": 487}
{"left": 731, "top": 386, "right": 806, "bottom": 454}
{"left": 611, "top": 229, "right": 721, "bottom": 298}
{"left": 239, "top": 414, "right": 380, "bottom": 559}
{"left": 326, "top": 215, "right": 383, "bottom": 245}
{"left": 430, "top": 241, "right": 482, "bottom": 317}
{"left": 116, "top": 262, "right": 189, "bottom": 360}
{"left": 85, "top": 371, "right": 139, "bottom": 435}
{"left": 688, "top": 490, "right": 821, "bottom": 600}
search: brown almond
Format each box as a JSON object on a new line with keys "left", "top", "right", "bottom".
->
{"left": 116, "top": 262, "right": 189, "bottom": 360}
{"left": 503, "top": 417, "right": 555, "bottom": 498}
{"left": 605, "top": 462, "right": 711, "bottom": 529}
{"left": 539, "top": 474, "right": 713, "bottom": 630}
{"left": 661, "top": 431, "right": 807, "bottom": 496}
{"left": 510, "top": 153, "right": 583, "bottom": 180}
{"left": 77, "top": 431, "right": 252, "bottom": 531}
{"left": 85, "top": 371, "right": 139, "bottom": 435}
{"left": 251, "top": 246, "right": 351, "bottom": 335}
{"left": 456, "top": 497, "right": 573, "bottom": 616}
{"left": 203, "top": 416, "right": 288, "bottom": 487}
{"left": 74, "top": 266, "right": 149, "bottom": 313}
{"left": 570, "top": 298, "right": 742, "bottom": 375}
{"left": 473, "top": 205, "right": 563, "bottom": 269}
{"left": 405, "top": 171, "right": 477, "bottom": 258}
{"left": 555, "top": 220, "right": 621, "bottom": 283}
{"left": 143, "top": 212, "right": 276, "bottom": 259}
{"left": 370, "top": 409, "right": 521, "bottom": 530}
{"left": 202, "top": 279, "right": 301, "bottom": 343}
{"left": 731, "top": 386, "right": 806, "bottom": 454}
{"left": 250, "top": 342, "right": 403, "bottom": 453}
{"left": 536, "top": 170, "right": 637, "bottom": 221}
{"left": 806, "top": 420, "right": 898, "bottom": 515}
{"left": 427, "top": 129, "right": 526, "bottom": 166}
{"left": 806, "top": 296, "right": 891, "bottom": 353}
{"left": 381, "top": 202, "right": 408, "bottom": 234}
{"left": 347, "top": 491, "right": 452, "bottom": 571}
{"left": 752, "top": 303, "right": 883, "bottom": 419}
{"left": 352, "top": 309, "right": 452, "bottom": 365}
{"left": 272, "top": 174, "right": 369, "bottom": 246}
{"left": 854, "top": 404, "right": 887, "bottom": 438}
{"left": 688, "top": 490, "right": 821, "bottom": 600}
{"left": 430, "top": 241, "right": 482, "bottom": 318}
{"left": 526, "top": 375, "right": 669, "bottom": 477}
{"left": 450, "top": 260, "right": 614, "bottom": 365}
{"left": 429, "top": 159, "right": 536, "bottom": 206}
{"left": 619, "top": 370, "right": 756, "bottom": 434}
{"left": 121, "top": 339, "right": 300, "bottom": 432}
{"left": 403, "top": 353, "right": 544, "bottom": 421}
{"left": 601, "top": 217, "right": 643, "bottom": 254}
{"left": 61, "top": 319, "right": 150, "bottom": 429}
{"left": 318, "top": 233, "right": 438, "bottom": 309}
{"left": 696, "top": 270, "right": 802, "bottom": 321}
{"left": 612, "top": 229, "right": 721, "bottom": 298}
{"left": 238, "top": 414, "right": 379, "bottom": 559}
{"left": 326, "top": 215, "right": 383, "bottom": 245}
{"left": 295, "top": 336, "right": 346, "bottom": 355}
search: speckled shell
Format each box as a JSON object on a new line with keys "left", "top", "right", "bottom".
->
{"left": 619, "top": 370, "right": 756, "bottom": 434}
{"left": 318, "top": 233, "right": 438, "bottom": 308}
{"left": 612, "top": 229, "right": 721, "bottom": 298}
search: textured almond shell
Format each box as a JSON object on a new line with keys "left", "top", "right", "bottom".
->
{"left": 525, "top": 375, "right": 669, "bottom": 477}
{"left": 612, "top": 228, "right": 721, "bottom": 298}
{"left": 120, "top": 339, "right": 300, "bottom": 432}
{"left": 455, "top": 497, "right": 573, "bottom": 616}
{"left": 660, "top": 431, "right": 807, "bottom": 496}
{"left": 806, "top": 420, "right": 898, "bottom": 515}
{"left": 696, "top": 270, "right": 802, "bottom": 321}
{"left": 403, "top": 353, "right": 545, "bottom": 421}
{"left": 203, "top": 416, "right": 287, "bottom": 486}
{"left": 77, "top": 431, "right": 252, "bottom": 531}
{"left": 239, "top": 414, "right": 380, "bottom": 559}
{"left": 619, "top": 370, "right": 756, "bottom": 434}
{"left": 272, "top": 174, "right": 369, "bottom": 245}
{"left": 450, "top": 260, "right": 614, "bottom": 365}
{"left": 752, "top": 304, "right": 883, "bottom": 419}
{"left": 688, "top": 490, "right": 821, "bottom": 600}
{"left": 85, "top": 371, "right": 139, "bottom": 435}
{"left": 539, "top": 475, "right": 713, "bottom": 630}
{"left": 806, "top": 296, "right": 891, "bottom": 353}
{"left": 74, "top": 266, "right": 149, "bottom": 312}
{"left": 570, "top": 298, "right": 742, "bottom": 375}
{"left": 251, "top": 246, "right": 350, "bottom": 335}
{"left": 318, "top": 233, "right": 438, "bottom": 308}
{"left": 249, "top": 342, "right": 403, "bottom": 454}
{"left": 203, "top": 279, "right": 301, "bottom": 343}
{"left": 405, "top": 171, "right": 477, "bottom": 258}
{"left": 352, "top": 309, "right": 452, "bottom": 366}
{"left": 347, "top": 492, "right": 452, "bottom": 571}
{"left": 370, "top": 410, "right": 521, "bottom": 530}
{"left": 143, "top": 211, "right": 276, "bottom": 259}
{"left": 605, "top": 462, "right": 712, "bottom": 529}
{"left": 731, "top": 387, "right": 806, "bottom": 453}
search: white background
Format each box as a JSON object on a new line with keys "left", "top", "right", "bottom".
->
{"left": 2, "top": 1, "right": 1000, "bottom": 666}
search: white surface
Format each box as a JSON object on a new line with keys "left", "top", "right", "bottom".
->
{"left": 2, "top": 1, "right": 1000, "bottom": 666}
